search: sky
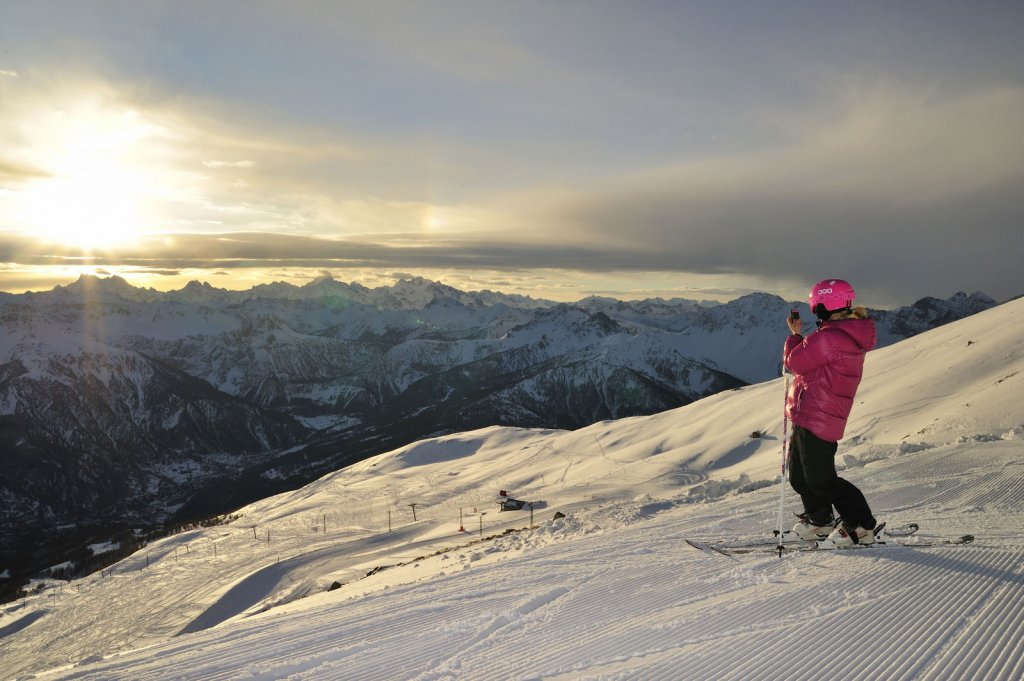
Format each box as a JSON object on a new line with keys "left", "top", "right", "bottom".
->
{"left": 1, "top": 1, "right": 1022, "bottom": 306}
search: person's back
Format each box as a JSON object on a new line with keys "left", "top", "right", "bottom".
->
{"left": 785, "top": 307, "right": 876, "bottom": 442}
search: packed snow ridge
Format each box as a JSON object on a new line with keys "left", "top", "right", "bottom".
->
{"left": 1, "top": 297, "right": 1023, "bottom": 680}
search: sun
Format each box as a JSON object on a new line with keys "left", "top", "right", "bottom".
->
{"left": 12, "top": 103, "right": 169, "bottom": 252}
{"left": 19, "top": 157, "right": 146, "bottom": 251}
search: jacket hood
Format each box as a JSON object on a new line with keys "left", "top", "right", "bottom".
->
{"left": 824, "top": 316, "right": 877, "bottom": 352}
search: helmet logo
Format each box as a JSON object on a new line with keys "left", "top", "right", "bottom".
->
{"left": 817, "top": 288, "right": 833, "bottom": 295}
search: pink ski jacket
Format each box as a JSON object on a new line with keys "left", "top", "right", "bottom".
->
{"left": 784, "top": 312, "right": 877, "bottom": 442}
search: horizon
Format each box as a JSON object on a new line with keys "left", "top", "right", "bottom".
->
{"left": 2, "top": 2, "right": 1023, "bottom": 307}
{"left": 1, "top": 271, "right": 1006, "bottom": 309}
{"left": 0, "top": 268, "right": 803, "bottom": 305}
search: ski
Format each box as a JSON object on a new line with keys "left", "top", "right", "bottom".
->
{"left": 691, "top": 532, "right": 973, "bottom": 557}
{"left": 709, "top": 522, "right": 917, "bottom": 552}
{"left": 877, "top": 522, "right": 920, "bottom": 537}
{"left": 684, "top": 538, "right": 739, "bottom": 560}
{"left": 803, "top": 533, "right": 974, "bottom": 553}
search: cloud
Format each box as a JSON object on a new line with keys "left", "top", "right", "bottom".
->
{"left": 0, "top": 70, "right": 18, "bottom": 78}
{"left": 0, "top": 229, "right": 611, "bottom": 273}
{"left": 0, "top": 158, "right": 48, "bottom": 181}
{"left": 0, "top": 73, "right": 395, "bottom": 241}
{"left": 2, "top": 18, "right": 1021, "bottom": 305}
{"left": 203, "top": 160, "right": 256, "bottom": 168}
{"left": 502, "top": 85, "right": 1024, "bottom": 303}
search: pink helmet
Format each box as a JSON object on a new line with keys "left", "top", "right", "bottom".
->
{"left": 809, "top": 278, "right": 855, "bottom": 316}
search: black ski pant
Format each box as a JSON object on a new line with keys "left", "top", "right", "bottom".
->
{"left": 788, "top": 425, "right": 876, "bottom": 530}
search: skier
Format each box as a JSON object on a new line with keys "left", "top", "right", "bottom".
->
{"left": 784, "top": 278, "right": 878, "bottom": 546}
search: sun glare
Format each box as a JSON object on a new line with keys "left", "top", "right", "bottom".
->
{"left": 12, "top": 103, "right": 169, "bottom": 251}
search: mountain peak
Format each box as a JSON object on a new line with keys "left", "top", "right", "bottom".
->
{"left": 382, "top": 277, "right": 465, "bottom": 309}
{"left": 70, "top": 273, "right": 129, "bottom": 289}
{"left": 59, "top": 274, "right": 154, "bottom": 302}
{"left": 169, "top": 280, "right": 229, "bottom": 304}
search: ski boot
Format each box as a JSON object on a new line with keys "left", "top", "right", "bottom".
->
{"left": 826, "top": 521, "right": 878, "bottom": 547}
{"left": 791, "top": 513, "right": 837, "bottom": 541}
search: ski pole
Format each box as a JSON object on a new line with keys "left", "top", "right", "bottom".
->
{"left": 776, "top": 309, "right": 798, "bottom": 557}
{"left": 776, "top": 370, "right": 790, "bottom": 558}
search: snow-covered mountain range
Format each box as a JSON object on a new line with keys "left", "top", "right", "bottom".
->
{"left": 0, "top": 275, "right": 999, "bottom": 592}
{"left": 1, "top": 289, "right": 1021, "bottom": 680}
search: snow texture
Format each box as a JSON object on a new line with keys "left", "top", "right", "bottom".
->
{"left": 1, "top": 297, "right": 1022, "bottom": 680}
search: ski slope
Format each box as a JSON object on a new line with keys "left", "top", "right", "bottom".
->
{"left": 2, "top": 297, "right": 1023, "bottom": 680}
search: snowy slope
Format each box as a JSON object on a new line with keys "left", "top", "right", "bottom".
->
{"left": 1, "top": 298, "right": 1022, "bottom": 680}
{"left": 0, "top": 275, "right": 996, "bottom": 551}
